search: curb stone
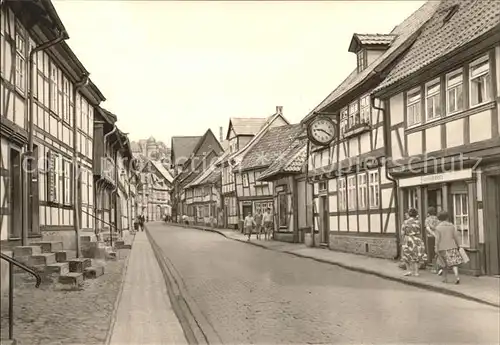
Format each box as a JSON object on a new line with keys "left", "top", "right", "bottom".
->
{"left": 170, "top": 222, "right": 500, "bottom": 309}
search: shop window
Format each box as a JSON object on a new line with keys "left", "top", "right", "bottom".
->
{"left": 452, "top": 193, "right": 469, "bottom": 247}
{"left": 347, "top": 175, "right": 357, "bottom": 210}
{"left": 338, "top": 178, "right": 346, "bottom": 211}
{"left": 278, "top": 193, "right": 288, "bottom": 228}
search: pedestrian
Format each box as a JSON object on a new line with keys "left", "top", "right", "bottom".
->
{"left": 254, "top": 209, "right": 263, "bottom": 240}
{"left": 139, "top": 215, "right": 145, "bottom": 232}
{"left": 434, "top": 210, "right": 464, "bottom": 284}
{"left": 263, "top": 208, "right": 273, "bottom": 241}
{"left": 425, "top": 207, "right": 443, "bottom": 275}
{"left": 401, "top": 208, "right": 427, "bottom": 277}
{"left": 398, "top": 211, "right": 411, "bottom": 270}
{"left": 182, "top": 214, "right": 189, "bottom": 225}
{"left": 244, "top": 212, "right": 256, "bottom": 241}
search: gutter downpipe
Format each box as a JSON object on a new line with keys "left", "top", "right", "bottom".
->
{"left": 24, "top": 31, "right": 68, "bottom": 246}
{"left": 103, "top": 125, "right": 117, "bottom": 246}
{"left": 371, "top": 94, "right": 401, "bottom": 260}
{"left": 73, "top": 74, "right": 90, "bottom": 258}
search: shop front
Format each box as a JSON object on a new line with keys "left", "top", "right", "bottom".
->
{"left": 397, "top": 167, "right": 500, "bottom": 276}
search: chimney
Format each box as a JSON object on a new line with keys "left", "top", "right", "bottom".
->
{"left": 219, "top": 126, "right": 223, "bottom": 143}
{"left": 276, "top": 106, "right": 283, "bottom": 115}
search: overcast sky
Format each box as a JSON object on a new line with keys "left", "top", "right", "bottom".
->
{"left": 52, "top": 0, "right": 425, "bottom": 143}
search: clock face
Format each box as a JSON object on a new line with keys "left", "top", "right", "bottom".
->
{"left": 308, "top": 117, "right": 336, "bottom": 146}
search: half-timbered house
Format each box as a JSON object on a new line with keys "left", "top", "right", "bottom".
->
{"left": 1, "top": 1, "right": 105, "bottom": 251}
{"left": 219, "top": 106, "right": 289, "bottom": 229}
{"left": 173, "top": 129, "right": 223, "bottom": 219}
{"left": 235, "top": 124, "right": 303, "bottom": 233}
{"left": 258, "top": 137, "right": 311, "bottom": 243}
{"left": 301, "top": 1, "right": 439, "bottom": 258}
{"left": 138, "top": 159, "right": 173, "bottom": 221}
{"left": 373, "top": 0, "right": 500, "bottom": 275}
{"left": 184, "top": 152, "right": 228, "bottom": 227}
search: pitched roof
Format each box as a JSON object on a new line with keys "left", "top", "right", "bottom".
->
{"left": 226, "top": 118, "right": 267, "bottom": 139}
{"left": 301, "top": 0, "right": 441, "bottom": 123}
{"left": 185, "top": 151, "right": 229, "bottom": 188}
{"left": 259, "top": 138, "right": 308, "bottom": 181}
{"left": 150, "top": 160, "right": 173, "bottom": 183}
{"left": 374, "top": 0, "right": 500, "bottom": 94}
{"left": 220, "top": 112, "right": 290, "bottom": 167}
{"left": 238, "top": 124, "right": 304, "bottom": 172}
{"left": 171, "top": 136, "right": 202, "bottom": 163}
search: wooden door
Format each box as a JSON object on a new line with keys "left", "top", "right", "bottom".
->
{"left": 9, "top": 148, "right": 22, "bottom": 239}
{"left": 320, "top": 196, "right": 329, "bottom": 245}
{"left": 485, "top": 176, "right": 500, "bottom": 276}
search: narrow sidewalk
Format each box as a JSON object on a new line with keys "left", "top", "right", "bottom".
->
{"left": 108, "top": 231, "right": 187, "bottom": 345}
{"left": 168, "top": 222, "right": 500, "bottom": 308}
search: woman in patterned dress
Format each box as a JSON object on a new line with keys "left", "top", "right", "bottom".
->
{"left": 434, "top": 210, "right": 463, "bottom": 284}
{"left": 401, "top": 208, "right": 427, "bottom": 276}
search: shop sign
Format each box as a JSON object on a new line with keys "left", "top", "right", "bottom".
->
{"left": 399, "top": 169, "right": 473, "bottom": 188}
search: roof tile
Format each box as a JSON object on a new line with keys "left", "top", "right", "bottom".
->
{"left": 302, "top": 0, "right": 440, "bottom": 122}
{"left": 238, "top": 124, "right": 304, "bottom": 172}
{"left": 171, "top": 136, "right": 202, "bottom": 163}
{"left": 259, "top": 138, "right": 307, "bottom": 180}
{"left": 375, "top": 0, "right": 500, "bottom": 93}
{"left": 229, "top": 118, "right": 268, "bottom": 137}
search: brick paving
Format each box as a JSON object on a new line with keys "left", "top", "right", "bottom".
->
{"left": 0, "top": 250, "right": 130, "bottom": 345}
{"left": 148, "top": 223, "right": 500, "bottom": 344}
{"left": 167, "top": 221, "right": 500, "bottom": 308}
{"left": 108, "top": 232, "right": 187, "bottom": 345}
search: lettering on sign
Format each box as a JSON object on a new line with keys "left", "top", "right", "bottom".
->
{"left": 276, "top": 185, "right": 286, "bottom": 193}
{"left": 421, "top": 174, "right": 444, "bottom": 184}
{"left": 242, "top": 201, "right": 252, "bottom": 206}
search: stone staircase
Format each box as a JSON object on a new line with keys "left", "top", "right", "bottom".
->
{"left": 12, "top": 237, "right": 105, "bottom": 285}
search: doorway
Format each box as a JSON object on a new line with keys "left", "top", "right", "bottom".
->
{"left": 319, "top": 195, "right": 329, "bottom": 245}
{"left": 242, "top": 203, "right": 252, "bottom": 218}
{"left": 424, "top": 185, "right": 443, "bottom": 264}
{"left": 9, "top": 148, "right": 22, "bottom": 239}
{"left": 484, "top": 175, "right": 500, "bottom": 276}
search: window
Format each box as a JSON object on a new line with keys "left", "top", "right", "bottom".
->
{"left": 50, "top": 66, "right": 58, "bottom": 113}
{"left": 446, "top": 70, "right": 463, "bottom": 114}
{"left": 348, "top": 101, "right": 359, "bottom": 127}
{"left": 360, "top": 95, "right": 371, "bottom": 124}
{"left": 453, "top": 193, "right": 469, "bottom": 247}
{"left": 62, "top": 78, "right": 70, "bottom": 123}
{"left": 63, "top": 159, "right": 72, "bottom": 205}
{"left": 407, "top": 188, "right": 418, "bottom": 210}
{"left": 406, "top": 88, "right": 421, "bottom": 127}
{"left": 15, "top": 31, "right": 25, "bottom": 91}
{"left": 338, "top": 178, "right": 346, "bottom": 211}
{"left": 204, "top": 205, "right": 209, "bottom": 217}
{"left": 369, "top": 171, "right": 379, "bottom": 208}
{"left": 242, "top": 173, "right": 249, "bottom": 187}
{"left": 340, "top": 108, "right": 348, "bottom": 136}
{"left": 357, "top": 50, "right": 365, "bottom": 73}
{"left": 278, "top": 193, "right": 288, "bottom": 228}
{"left": 425, "top": 80, "right": 441, "bottom": 121}
{"left": 46, "top": 151, "right": 58, "bottom": 203}
{"left": 469, "top": 56, "right": 491, "bottom": 107}
{"left": 358, "top": 173, "right": 367, "bottom": 209}
{"left": 347, "top": 175, "right": 357, "bottom": 210}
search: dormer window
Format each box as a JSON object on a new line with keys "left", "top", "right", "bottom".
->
{"left": 357, "top": 50, "right": 366, "bottom": 73}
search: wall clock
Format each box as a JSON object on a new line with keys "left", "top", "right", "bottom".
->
{"left": 307, "top": 116, "right": 336, "bottom": 147}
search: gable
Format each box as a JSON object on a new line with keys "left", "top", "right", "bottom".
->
{"left": 192, "top": 129, "right": 223, "bottom": 158}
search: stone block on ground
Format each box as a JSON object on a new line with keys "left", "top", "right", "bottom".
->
{"left": 84, "top": 266, "right": 104, "bottom": 279}
{"left": 38, "top": 241, "right": 63, "bottom": 253}
{"left": 55, "top": 250, "right": 76, "bottom": 263}
{"left": 13, "top": 245, "right": 41, "bottom": 258}
{"left": 106, "top": 251, "right": 117, "bottom": 260}
{"left": 68, "top": 258, "right": 91, "bottom": 273}
{"left": 28, "top": 253, "right": 56, "bottom": 266}
{"left": 45, "top": 262, "right": 70, "bottom": 275}
{"left": 58, "top": 272, "right": 83, "bottom": 285}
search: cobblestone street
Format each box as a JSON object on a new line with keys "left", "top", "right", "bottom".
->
{"left": 148, "top": 223, "right": 500, "bottom": 345}
{"left": 0, "top": 251, "right": 129, "bottom": 345}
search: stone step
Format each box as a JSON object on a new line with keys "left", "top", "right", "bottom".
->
{"left": 68, "top": 258, "right": 92, "bottom": 273}
{"left": 84, "top": 266, "right": 104, "bottom": 279}
{"left": 80, "top": 234, "right": 97, "bottom": 243}
{"left": 115, "top": 242, "right": 132, "bottom": 249}
{"left": 45, "top": 262, "right": 70, "bottom": 275}
{"left": 106, "top": 251, "right": 117, "bottom": 260}
{"left": 38, "top": 241, "right": 63, "bottom": 253}
{"left": 55, "top": 250, "right": 76, "bottom": 263}
{"left": 58, "top": 272, "right": 83, "bottom": 285}
{"left": 29, "top": 253, "right": 56, "bottom": 266}
{"left": 13, "top": 246, "right": 42, "bottom": 258}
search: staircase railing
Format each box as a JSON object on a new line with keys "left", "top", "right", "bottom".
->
{"left": 80, "top": 208, "right": 120, "bottom": 247}
{"left": 1, "top": 252, "right": 42, "bottom": 340}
